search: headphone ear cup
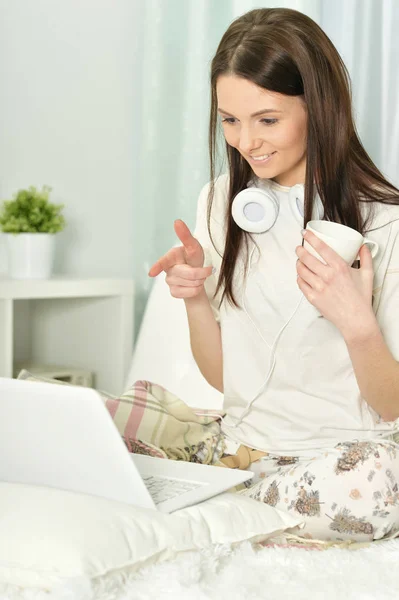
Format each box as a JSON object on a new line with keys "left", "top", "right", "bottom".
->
{"left": 314, "top": 195, "right": 324, "bottom": 220}
{"left": 231, "top": 188, "right": 279, "bottom": 233}
{"left": 292, "top": 187, "right": 324, "bottom": 220}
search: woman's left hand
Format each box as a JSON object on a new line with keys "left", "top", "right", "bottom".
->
{"left": 296, "top": 229, "right": 376, "bottom": 339}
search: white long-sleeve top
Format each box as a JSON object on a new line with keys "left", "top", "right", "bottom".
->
{"left": 194, "top": 174, "right": 399, "bottom": 456}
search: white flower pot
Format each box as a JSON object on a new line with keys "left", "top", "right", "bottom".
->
{"left": 5, "top": 233, "right": 56, "bottom": 279}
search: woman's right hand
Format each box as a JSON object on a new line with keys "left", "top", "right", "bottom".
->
{"left": 148, "top": 219, "right": 214, "bottom": 299}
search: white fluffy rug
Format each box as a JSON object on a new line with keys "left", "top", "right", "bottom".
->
{"left": 1, "top": 539, "right": 399, "bottom": 600}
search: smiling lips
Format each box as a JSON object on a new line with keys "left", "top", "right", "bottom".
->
{"left": 250, "top": 151, "right": 277, "bottom": 162}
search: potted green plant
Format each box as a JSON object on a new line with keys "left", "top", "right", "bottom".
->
{"left": 0, "top": 185, "right": 66, "bottom": 279}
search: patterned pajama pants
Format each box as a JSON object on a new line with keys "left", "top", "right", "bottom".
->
{"left": 238, "top": 439, "right": 399, "bottom": 542}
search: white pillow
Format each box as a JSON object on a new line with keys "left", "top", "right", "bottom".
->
{"left": 125, "top": 272, "right": 224, "bottom": 410}
{"left": 0, "top": 482, "right": 303, "bottom": 589}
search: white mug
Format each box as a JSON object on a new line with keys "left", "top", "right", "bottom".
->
{"left": 304, "top": 220, "right": 379, "bottom": 265}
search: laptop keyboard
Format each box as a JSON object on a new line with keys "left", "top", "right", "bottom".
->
{"left": 143, "top": 475, "right": 205, "bottom": 504}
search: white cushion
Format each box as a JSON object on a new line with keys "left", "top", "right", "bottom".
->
{"left": 0, "top": 482, "right": 303, "bottom": 589}
{"left": 126, "top": 272, "right": 223, "bottom": 410}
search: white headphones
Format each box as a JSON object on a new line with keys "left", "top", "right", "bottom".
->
{"left": 231, "top": 182, "right": 324, "bottom": 233}
{"left": 220, "top": 181, "right": 324, "bottom": 431}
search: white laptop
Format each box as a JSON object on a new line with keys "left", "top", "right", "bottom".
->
{"left": 0, "top": 377, "right": 253, "bottom": 513}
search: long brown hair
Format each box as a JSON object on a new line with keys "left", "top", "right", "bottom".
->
{"left": 208, "top": 7, "right": 399, "bottom": 308}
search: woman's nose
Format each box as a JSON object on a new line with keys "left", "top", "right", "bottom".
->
{"left": 238, "top": 126, "right": 261, "bottom": 154}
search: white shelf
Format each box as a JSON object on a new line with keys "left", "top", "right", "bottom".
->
{"left": 0, "top": 277, "right": 134, "bottom": 299}
{"left": 0, "top": 277, "right": 134, "bottom": 395}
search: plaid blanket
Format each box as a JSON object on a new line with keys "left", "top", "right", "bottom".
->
{"left": 105, "top": 380, "right": 227, "bottom": 464}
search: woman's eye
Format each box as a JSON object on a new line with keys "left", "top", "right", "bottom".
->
{"left": 220, "top": 117, "right": 278, "bottom": 125}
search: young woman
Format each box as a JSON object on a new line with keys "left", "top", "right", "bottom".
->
{"left": 149, "top": 8, "right": 399, "bottom": 542}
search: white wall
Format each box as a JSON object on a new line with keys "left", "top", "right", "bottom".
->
{"left": 0, "top": 0, "right": 136, "bottom": 277}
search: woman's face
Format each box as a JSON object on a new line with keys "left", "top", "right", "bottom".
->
{"left": 216, "top": 75, "right": 307, "bottom": 187}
